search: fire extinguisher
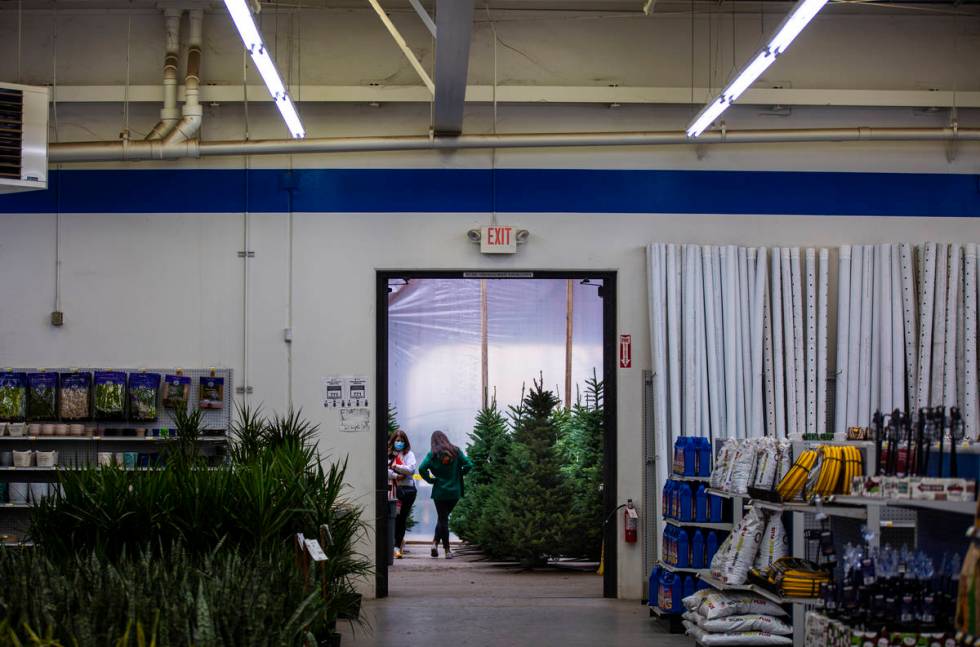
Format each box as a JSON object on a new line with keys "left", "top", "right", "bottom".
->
{"left": 624, "top": 499, "right": 638, "bottom": 544}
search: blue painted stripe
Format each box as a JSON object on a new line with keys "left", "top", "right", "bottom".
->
{"left": 0, "top": 168, "right": 977, "bottom": 216}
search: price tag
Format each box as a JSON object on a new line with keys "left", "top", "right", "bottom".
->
{"left": 304, "top": 538, "right": 328, "bottom": 562}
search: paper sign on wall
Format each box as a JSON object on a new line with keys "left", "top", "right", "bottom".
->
{"left": 322, "top": 377, "right": 345, "bottom": 408}
{"left": 339, "top": 407, "right": 371, "bottom": 432}
{"left": 347, "top": 376, "right": 369, "bottom": 407}
{"left": 322, "top": 375, "right": 370, "bottom": 408}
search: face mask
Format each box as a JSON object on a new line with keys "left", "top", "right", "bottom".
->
{"left": 393, "top": 441, "right": 405, "bottom": 451}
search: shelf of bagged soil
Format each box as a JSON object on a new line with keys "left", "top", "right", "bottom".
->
{"left": 746, "top": 498, "right": 869, "bottom": 520}
{"left": 698, "top": 572, "right": 820, "bottom": 606}
{"left": 663, "top": 518, "right": 733, "bottom": 530}
{"left": 0, "top": 435, "right": 227, "bottom": 442}
{"left": 831, "top": 494, "right": 975, "bottom": 516}
{"left": 658, "top": 560, "right": 711, "bottom": 576}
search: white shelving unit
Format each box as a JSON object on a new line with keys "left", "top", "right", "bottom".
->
{"left": 664, "top": 518, "right": 732, "bottom": 531}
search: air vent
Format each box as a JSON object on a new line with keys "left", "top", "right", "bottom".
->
{"left": 0, "top": 83, "right": 48, "bottom": 194}
{"left": 0, "top": 88, "right": 24, "bottom": 180}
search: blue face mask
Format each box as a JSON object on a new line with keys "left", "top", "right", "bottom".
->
{"left": 393, "top": 441, "right": 406, "bottom": 451}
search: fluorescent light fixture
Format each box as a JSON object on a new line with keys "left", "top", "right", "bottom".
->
{"left": 686, "top": 0, "right": 828, "bottom": 138}
{"left": 223, "top": 0, "right": 305, "bottom": 138}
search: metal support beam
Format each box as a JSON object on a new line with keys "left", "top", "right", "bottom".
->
{"left": 432, "top": 0, "right": 476, "bottom": 136}
{"left": 408, "top": 0, "right": 436, "bottom": 38}
{"left": 366, "top": 0, "right": 434, "bottom": 94}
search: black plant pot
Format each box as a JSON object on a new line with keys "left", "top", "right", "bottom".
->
{"left": 338, "top": 594, "right": 362, "bottom": 621}
{"left": 318, "top": 633, "right": 341, "bottom": 647}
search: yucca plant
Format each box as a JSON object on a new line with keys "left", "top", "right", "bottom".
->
{"left": 167, "top": 407, "right": 205, "bottom": 471}
{"left": 230, "top": 401, "right": 267, "bottom": 465}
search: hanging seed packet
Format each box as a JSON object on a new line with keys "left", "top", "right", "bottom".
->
{"left": 94, "top": 371, "right": 127, "bottom": 420}
{"left": 27, "top": 372, "right": 59, "bottom": 421}
{"left": 162, "top": 374, "right": 191, "bottom": 410}
{"left": 0, "top": 372, "right": 28, "bottom": 421}
{"left": 199, "top": 376, "right": 224, "bottom": 410}
{"left": 59, "top": 371, "right": 92, "bottom": 420}
{"left": 129, "top": 373, "right": 161, "bottom": 421}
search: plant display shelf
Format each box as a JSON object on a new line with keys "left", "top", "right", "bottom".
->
{"left": 663, "top": 517, "right": 732, "bottom": 531}
{"left": 657, "top": 560, "right": 711, "bottom": 577}
{"left": 698, "top": 573, "right": 820, "bottom": 607}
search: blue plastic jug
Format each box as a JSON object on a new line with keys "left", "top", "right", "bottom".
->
{"left": 709, "top": 492, "right": 723, "bottom": 522}
{"left": 648, "top": 565, "right": 661, "bottom": 608}
{"left": 691, "top": 529, "right": 705, "bottom": 568}
{"left": 678, "top": 483, "right": 693, "bottom": 521}
{"left": 695, "top": 485, "right": 707, "bottom": 522}
{"left": 683, "top": 575, "right": 695, "bottom": 599}
{"left": 673, "top": 437, "right": 687, "bottom": 475}
{"left": 661, "top": 571, "right": 682, "bottom": 613}
{"left": 676, "top": 528, "right": 690, "bottom": 568}
{"left": 684, "top": 439, "right": 698, "bottom": 476}
{"left": 697, "top": 437, "right": 712, "bottom": 476}
{"left": 706, "top": 531, "right": 719, "bottom": 566}
{"left": 664, "top": 480, "right": 675, "bottom": 519}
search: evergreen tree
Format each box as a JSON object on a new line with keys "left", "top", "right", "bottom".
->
{"left": 386, "top": 403, "right": 399, "bottom": 440}
{"left": 558, "top": 374, "right": 605, "bottom": 560}
{"left": 481, "top": 380, "right": 572, "bottom": 565}
{"left": 450, "top": 400, "right": 510, "bottom": 542}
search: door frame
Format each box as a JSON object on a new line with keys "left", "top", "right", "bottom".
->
{"left": 375, "top": 269, "right": 618, "bottom": 598}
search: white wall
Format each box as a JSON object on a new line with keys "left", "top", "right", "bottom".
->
{"left": 1, "top": 3, "right": 979, "bottom": 601}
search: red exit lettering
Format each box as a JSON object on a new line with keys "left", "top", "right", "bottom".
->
{"left": 487, "top": 227, "right": 511, "bottom": 246}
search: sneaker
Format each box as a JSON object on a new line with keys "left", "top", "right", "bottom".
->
{"left": 394, "top": 548, "right": 403, "bottom": 559}
{"left": 445, "top": 549, "right": 454, "bottom": 560}
{"left": 431, "top": 546, "right": 439, "bottom": 558}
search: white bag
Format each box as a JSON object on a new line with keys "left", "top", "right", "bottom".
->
{"left": 697, "top": 591, "right": 788, "bottom": 620}
{"left": 775, "top": 441, "right": 792, "bottom": 486}
{"left": 682, "top": 589, "right": 714, "bottom": 611}
{"left": 685, "top": 622, "right": 793, "bottom": 646}
{"left": 753, "top": 438, "right": 778, "bottom": 490}
{"left": 724, "top": 507, "right": 764, "bottom": 584}
{"left": 729, "top": 442, "right": 758, "bottom": 494}
{"left": 711, "top": 530, "right": 735, "bottom": 574}
{"left": 698, "top": 613, "right": 793, "bottom": 635}
{"left": 711, "top": 441, "right": 734, "bottom": 489}
{"left": 754, "top": 513, "right": 789, "bottom": 572}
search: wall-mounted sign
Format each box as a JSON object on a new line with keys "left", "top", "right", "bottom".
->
{"left": 620, "top": 334, "right": 632, "bottom": 368}
{"left": 480, "top": 226, "right": 517, "bottom": 254}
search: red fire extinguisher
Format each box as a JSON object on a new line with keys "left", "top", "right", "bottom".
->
{"left": 624, "top": 499, "right": 638, "bottom": 543}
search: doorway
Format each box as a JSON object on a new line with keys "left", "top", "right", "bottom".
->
{"left": 375, "top": 270, "right": 618, "bottom": 598}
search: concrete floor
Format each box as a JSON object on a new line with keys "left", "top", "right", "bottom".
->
{"left": 340, "top": 546, "right": 691, "bottom": 647}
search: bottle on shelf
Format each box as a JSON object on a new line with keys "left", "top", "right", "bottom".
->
{"left": 695, "top": 484, "right": 707, "bottom": 522}
{"left": 706, "top": 531, "right": 719, "bottom": 566}
{"left": 678, "top": 482, "right": 693, "bottom": 521}
{"left": 691, "top": 529, "right": 705, "bottom": 569}
{"left": 696, "top": 437, "right": 712, "bottom": 477}
{"left": 683, "top": 574, "right": 695, "bottom": 599}
{"left": 676, "top": 527, "right": 690, "bottom": 568}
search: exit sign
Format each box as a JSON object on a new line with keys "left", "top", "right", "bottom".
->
{"left": 481, "top": 226, "right": 517, "bottom": 254}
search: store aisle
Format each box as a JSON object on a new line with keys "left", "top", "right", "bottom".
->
{"left": 341, "top": 548, "right": 689, "bottom": 647}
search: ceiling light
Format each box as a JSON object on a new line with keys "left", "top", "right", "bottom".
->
{"left": 223, "top": 0, "right": 305, "bottom": 139}
{"left": 686, "top": 0, "right": 828, "bottom": 138}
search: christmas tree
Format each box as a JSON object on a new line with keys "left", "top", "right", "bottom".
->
{"left": 480, "top": 380, "right": 572, "bottom": 565}
{"left": 450, "top": 399, "right": 510, "bottom": 542}
{"left": 558, "top": 374, "right": 605, "bottom": 560}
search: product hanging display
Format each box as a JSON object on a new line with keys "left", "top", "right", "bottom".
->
{"left": 59, "top": 371, "right": 91, "bottom": 420}
{"left": 162, "top": 372, "right": 191, "bottom": 410}
{"left": 128, "top": 372, "right": 161, "bottom": 422}
{"left": 93, "top": 371, "right": 127, "bottom": 420}
{"left": 199, "top": 375, "right": 224, "bottom": 410}
{"left": 26, "top": 371, "right": 58, "bottom": 421}
{"left": 0, "top": 371, "right": 28, "bottom": 422}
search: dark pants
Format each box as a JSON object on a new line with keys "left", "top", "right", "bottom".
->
{"left": 394, "top": 486, "right": 417, "bottom": 548}
{"left": 433, "top": 498, "right": 458, "bottom": 549}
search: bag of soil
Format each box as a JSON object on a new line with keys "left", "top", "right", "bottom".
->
{"left": 27, "top": 372, "right": 59, "bottom": 421}
{"left": 162, "top": 374, "right": 191, "bottom": 410}
{"left": 94, "top": 371, "right": 127, "bottom": 420}
{"left": 129, "top": 373, "right": 161, "bottom": 421}
{"left": 59, "top": 371, "right": 92, "bottom": 420}
{"left": 754, "top": 513, "right": 789, "bottom": 572}
{"left": 0, "top": 371, "right": 28, "bottom": 421}
{"left": 199, "top": 375, "right": 224, "bottom": 410}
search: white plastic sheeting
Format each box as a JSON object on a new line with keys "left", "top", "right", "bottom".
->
{"left": 388, "top": 278, "right": 604, "bottom": 540}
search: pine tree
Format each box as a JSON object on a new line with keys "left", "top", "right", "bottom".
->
{"left": 450, "top": 400, "right": 510, "bottom": 542}
{"left": 386, "top": 403, "right": 399, "bottom": 440}
{"left": 559, "top": 374, "right": 605, "bottom": 560}
{"left": 481, "top": 380, "right": 572, "bottom": 565}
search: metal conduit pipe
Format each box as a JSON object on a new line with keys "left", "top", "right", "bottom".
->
{"left": 49, "top": 126, "right": 980, "bottom": 162}
{"left": 165, "top": 9, "right": 204, "bottom": 146}
{"left": 146, "top": 9, "right": 183, "bottom": 141}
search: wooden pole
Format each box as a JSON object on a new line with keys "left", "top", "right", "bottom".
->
{"left": 565, "top": 279, "right": 574, "bottom": 408}
{"left": 481, "top": 279, "right": 489, "bottom": 408}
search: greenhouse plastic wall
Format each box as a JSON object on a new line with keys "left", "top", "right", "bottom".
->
{"left": 387, "top": 278, "right": 604, "bottom": 541}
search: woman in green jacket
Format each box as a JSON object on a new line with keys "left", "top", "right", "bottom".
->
{"left": 418, "top": 430, "right": 474, "bottom": 559}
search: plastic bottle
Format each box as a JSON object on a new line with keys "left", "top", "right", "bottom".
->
{"left": 695, "top": 484, "right": 707, "bottom": 522}
{"left": 677, "top": 528, "right": 690, "bottom": 568}
{"left": 673, "top": 437, "right": 687, "bottom": 475}
{"left": 697, "top": 437, "right": 712, "bottom": 477}
{"left": 691, "top": 529, "right": 705, "bottom": 569}
{"left": 679, "top": 482, "right": 693, "bottom": 521}
{"left": 709, "top": 492, "right": 723, "bottom": 522}
{"left": 706, "top": 531, "right": 719, "bottom": 566}
{"left": 684, "top": 438, "right": 697, "bottom": 476}
{"left": 683, "top": 575, "right": 695, "bottom": 600}
{"left": 663, "top": 525, "right": 672, "bottom": 564}
{"left": 648, "top": 565, "right": 661, "bottom": 608}
{"left": 664, "top": 480, "right": 675, "bottom": 519}
{"left": 661, "top": 571, "right": 679, "bottom": 612}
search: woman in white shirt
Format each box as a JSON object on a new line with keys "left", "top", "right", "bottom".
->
{"left": 388, "top": 429, "right": 418, "bottom": 559}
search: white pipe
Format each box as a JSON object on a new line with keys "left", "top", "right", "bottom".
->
{"left": 165, "top": 9, "right": 204, "bottom": 145}
{"left": 879, "top": 244, "right": 892, "bottom": 413}
{"left": 817, "top": 248, "right": 829, "bottom": 438}
{"left": 805, "top": 248, "right": 817, "bottom": 438}
{"left": 857, "top": 245, "right": 874, "bottom": 427}
{"left": 49, "top": 126, "right": 980, "bottom": 163}
{"left": 915, "top": 242, "right": 937, "bottom": 412}
{"left": 647, "top": 244, "right": 669, "bottom": 560}
{"left": 702, "top": 246, "right": 722, "bottom": 440}
{"left": 763, "top": 257, "right": 777, "bottom": 438}
{"left": 711, "top": 247, "right": 727, "bottom": 438}
{"left": 666, "top": 244, "right": 682, "bottom": 442}
{"left": 845, "top": 245, "right": 864, "bottom": 429}
{"left": 834, "top": 246, "right": 851, "bottom": 438}
{"left": 684, "top": 246, "right": 697, "bottom": 437}
{"left": 771, "top": 247, "right": 787, "bottom": 438}
{"left": 871, "top": 244, "right": 883, "bottom": 415}
{"left": 737, "top": 247, "right": 751, "bottom": 438}
{"left": 900, "top": 243, "right": 918, "bottom": 411}
{"left": 696, "top": 247, "right": 711, "bottom": 439}
{"left": 751, "top": 247, "right": 766, "bottom": 438}
{"left": 791, "top": 248, "right": 806, "bottom": 438}
{"left": 930, "top": 244, "right": 949, "bottom": 407}
{"left": 781, "top": 248, "right": 798, "bottom": 439}
{"left": 943, "top": 244, "right": 961, "bottom": 409}
{"left": 964, "top": 243, "right": 978, "bottom": 440}
{"left": 723, "top": 246, "right": 738, "bottom": 438}
{"left": 146, "top": 9, "right": 183, "bottom": 141}
{"left": 889, "top": 244, "right": 905, "bottom": 410}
